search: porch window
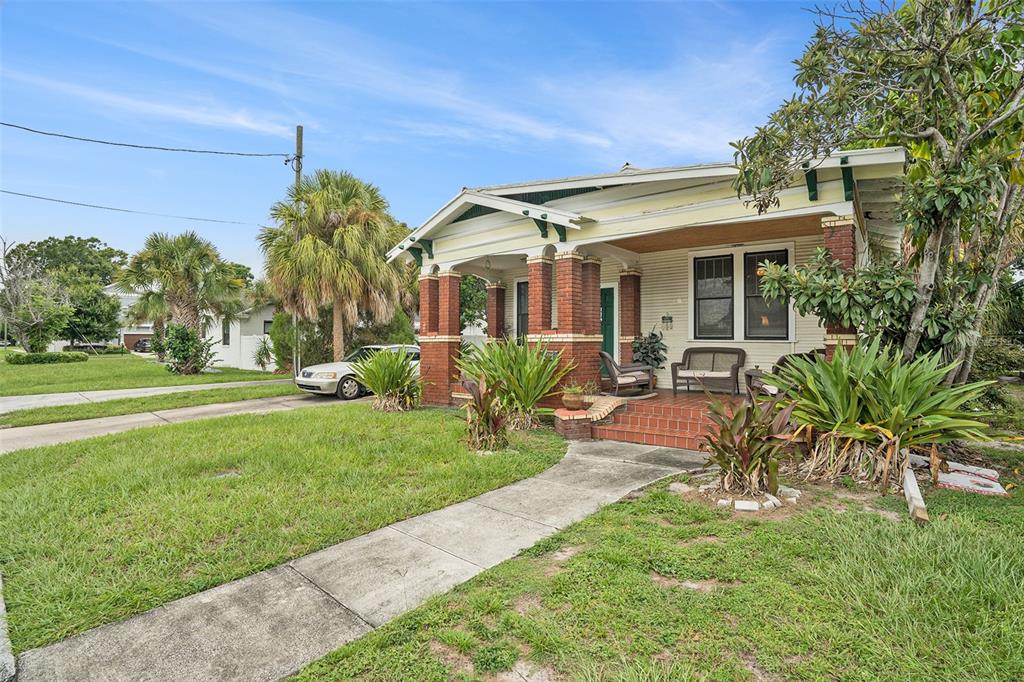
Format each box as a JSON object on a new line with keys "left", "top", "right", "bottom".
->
{"left": 693, "top": 255, "right": 734, "bottom": 339}
{"left": 744, "top": 250, "right": 789, "bottom": 340}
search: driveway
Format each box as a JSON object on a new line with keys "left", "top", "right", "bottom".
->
{"left": 0, "top": 379, "right": 292, "bottom": 414}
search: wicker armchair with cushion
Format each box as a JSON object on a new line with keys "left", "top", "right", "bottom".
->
{"left": 598, "top": 351, "right": 654, "bottom": 396}
{"left": 752, "top": 348, "right": 826, "bottom": 396}
{"left": 671, "top": 347, "right": 746, "bottom": 395}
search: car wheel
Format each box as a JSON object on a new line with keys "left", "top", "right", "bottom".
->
{"left": 337, "top": 376, "right": 362, "bottom": 400}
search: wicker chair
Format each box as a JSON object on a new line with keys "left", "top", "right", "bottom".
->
{"left": 670, "top": 347, "right": 746, "bottom": 395}
{"left": 598, "top": 351, "right": 654, "bottom": 396}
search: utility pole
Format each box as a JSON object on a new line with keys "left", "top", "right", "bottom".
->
{"left": 292, "top": 125, "right": 303, "bottom": 377}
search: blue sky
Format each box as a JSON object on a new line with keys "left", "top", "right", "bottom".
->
{"left": 1, "top": 1, "right": 814, "bottom": 271}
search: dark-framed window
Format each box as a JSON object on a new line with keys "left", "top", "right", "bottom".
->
{"left": 516, "top": 281, "right": 529, "bottom": 339}
{"left": 744, "top": 250, "right": 789, "bottom": 340}
{"left": 221, "top": 319, "right": 231, "bottom": 346}
{"left": 694, "top": 254, "right": 734, "bottom": 339}
{"left": 263, "top": 320, "right": 273, "bottom": 335}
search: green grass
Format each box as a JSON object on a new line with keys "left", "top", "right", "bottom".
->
{"left": 0, "top": 382, "right": 304, "bottom": 427}
{"left": 296, "top": 474, "right": 1024, "bottom": 681}
{"left": 0, "top": 405, "right": 565, "bottom": 652}
{"left": 0, "top": 352, "right": 280, "bottom": 396}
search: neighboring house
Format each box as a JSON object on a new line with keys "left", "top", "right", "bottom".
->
{"left": 388, "top": 147, "right": 905, "bottom": 413}
{"left": 102, "top": 284, "right": 155, "bottom": 349}
{"left": 208, "top": 303, "right": 277, "bottom": 371}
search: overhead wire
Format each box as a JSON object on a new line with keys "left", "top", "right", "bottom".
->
{"left": 1, "top": 189, "right": 257, "bottom": 226}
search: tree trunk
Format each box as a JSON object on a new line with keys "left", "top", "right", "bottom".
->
{"left": 332, "top": 294, "right": 345, "bottom": 361}
{"left": 901, "top": 227, "right": 945, "bottom": 362}
{"left": 153, "top": 316, "right": 166, "bottom": 362}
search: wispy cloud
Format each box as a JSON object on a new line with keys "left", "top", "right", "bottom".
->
{"left": 3, "top": 69, "right": 294, "bottom": 138}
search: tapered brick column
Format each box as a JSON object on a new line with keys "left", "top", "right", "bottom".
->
{"left": 581, "top": 257, "right": 602, "bottom": 336}
{"left": 526, "top": 256, "right": 552, "bottom": 334}
{"left": 485, "top": 282, "right": 506, "bottom": 339}
{"left": 619, "top": 269, "right": 641, "bottom": 363}
{"left": 822, "top": 215, "right": 857, "bottom": 358}
{"left": 421, "top": 271, "right": 461, "bottom": 405}
{"left": 419, "top": 274, "right": 438, "bottom": 335}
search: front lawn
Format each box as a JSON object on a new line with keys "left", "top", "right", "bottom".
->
{"left": 0, "top": 352, "right": 280, "bottom": 396}
{"left": 297, "top": 472, "right": 1024, "bottom": 681}
{"left": 0, "top": 405, "right": 564, "bottom": 652}
{"left": 0, "top": 382, "right": 303, "bottom": 427}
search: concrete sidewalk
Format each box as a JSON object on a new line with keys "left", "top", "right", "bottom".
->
{"left": 0, "top": 378, "right": 292, "bottom": 414}
{"left": 15, "top": 441, "right": 705, "bottom": 682}
{"left": 0, "top": 394, "right": 332, "bottom": 454}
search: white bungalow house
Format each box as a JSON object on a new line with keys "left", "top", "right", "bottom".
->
{"left": 388, "top": 147, "right": 905, "bottom": 448}
{"left": 207, "top": 303, "right": 277, "bottom": 371}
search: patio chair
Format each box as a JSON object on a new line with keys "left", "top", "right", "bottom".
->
{"left": 598, "top": 351, "right": 654, "bottom": 396}
{"left": 752, "top": 348, "right": 825, "bottom": 396}
{"left": 671, "top": 347, "right": 746, "bottom": 395}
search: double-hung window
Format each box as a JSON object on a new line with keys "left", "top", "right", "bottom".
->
{"left": 743, "top": 250, "right": 789, "bottom": 339}
{"left": 693, "top": 255, "right": 734, "bottom": 339}
{"left": 692, "top": 248, "right": 790, "bottom": 341}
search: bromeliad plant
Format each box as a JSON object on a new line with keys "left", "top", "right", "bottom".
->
{"left": 462, "top": 376, "right": 507, "bottom": 451}
{"left": 353, "top": 348, "right": 421, "bottom": 412}
{"left": 458, "top": 340, "right": 574, "bottom": 429}
{"left": 766, "top": 338, "right": 993, "bottom": 490}
{"left": 701, "top": 391, "right": 794, "bottom": 496}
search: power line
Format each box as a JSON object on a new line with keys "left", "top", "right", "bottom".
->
{"left": 1, "top": 122, "right": 291, "bottom": 158}
{"left": 1, "top": 189, "right": 256, "bottom": 226}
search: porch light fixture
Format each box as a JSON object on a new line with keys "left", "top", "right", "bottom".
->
{"left": 661, "top": 314, "right": 674, "bottom": 330}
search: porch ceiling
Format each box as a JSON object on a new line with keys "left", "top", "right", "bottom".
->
{"left": 606, "top": 215, "right": 824, "bottom": 253}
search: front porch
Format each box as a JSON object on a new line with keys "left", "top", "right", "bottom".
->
{"left": 394, "top": 151, "right": 906, "bottom": 446}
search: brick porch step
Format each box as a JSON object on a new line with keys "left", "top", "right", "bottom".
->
{"left": 592, "top": 394, "right": 718, "bottom": 450}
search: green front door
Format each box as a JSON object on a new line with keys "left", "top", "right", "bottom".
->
{"left": 600, "top": 287, "right": 615, "bottom": 374}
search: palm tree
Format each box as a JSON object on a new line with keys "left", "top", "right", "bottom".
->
{"left": 259, "top": 169, "right": 408, "bottom": 361}
{"left": 115, "top": 231, "right": 244, "bottom": 333}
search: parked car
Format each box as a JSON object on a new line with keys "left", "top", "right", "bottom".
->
{"left": 294, "top": 345, "right": 420, "bottom": 399}
{"left": 133, "top": 338, "right": 152, "bottom": 352}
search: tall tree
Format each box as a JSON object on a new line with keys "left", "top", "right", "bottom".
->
{"left": 260, "top": 169, "right": 408, "bottom": 361}
{"left": 731, "top": 0, "right": 1024, "bottom": 364}
{"left": 0, "top": 238, "right": 73, "bottom": 352}
{"left": 8, "top": 236, "right": 127, "bottom": 285}
{"left": 115, "top": 231, "right": 244, "bottom": 333}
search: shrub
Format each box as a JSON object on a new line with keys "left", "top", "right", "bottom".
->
{"left": 62, "top": 345, "right": 125, "bottom": 355}
{"left": 461, "top": 376, "right": 507, "bottom": 450}
{"left": 163, "top": 324, "right": 216, "bottom": 375}
{"left": 767, "top": 338, "right": 992, "bottom": 490}
{"left": 6, "top": 351, "right": 88, "bottom": 365}
{"left": 458, "top": 340, "right": 574, "bottom": 429}
{"left": 268, "top": 311, "right": 331, "bottom": 372}
{"left": 252, "top": 336, "right": 273, "bottom": 371}
{"left": 353, "top": 347, "right": 421, "bottom": 411}
{"left": 701, "top": 391, "right": 793, "bottom": 495}
{"left": 970, "top": 337, "right": 1024, "bottom": 380}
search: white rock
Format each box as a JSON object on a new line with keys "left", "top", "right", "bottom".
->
{"left": 698, "top": 483, "right": 717, "bottom": 494}
{"left": 717, "top": 498, "right": 732, "bottom": 507}
{"left": 784, "top": 497, "right": 798, "bottom": 505}
{"left": 778, "top": 485, "right": 802, "bottom": 499}
{"left": 734, "top": 500, "right": 760, "bottom": 512}
{"left": 763, "top": 494, "right": 782, "bottom": 509}
{"left": 668, "top": 482, "right": 694, "bottom": 494}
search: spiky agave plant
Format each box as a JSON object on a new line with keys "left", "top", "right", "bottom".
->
{"left": 353, "top": 348, "right": 421, "bottom": 412}
{"left": 700, "top": 391, "right": 794, "bottom": 496}
{"left": 462, "top": 376, "right": 507, "bottom": 450}
{"left": 458, "top": 340, "right": 574, "bottom": 429}
{"left": 766, "top": 338, "right": 992, "bottom": 490}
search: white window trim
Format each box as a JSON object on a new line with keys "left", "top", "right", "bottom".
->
{"left": 601, "top": 282, "right": 619, "bottom": 364}
{"left": 687, "top": 241, "right": 796, "bottom": 343}
{"left": 511, "top": 276, "right": 528, "bottom": 338}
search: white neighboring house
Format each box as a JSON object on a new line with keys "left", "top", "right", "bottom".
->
{"left": 103, "top": 284, "right": 155, "bottom": 349}
{"left": 208, "top": 303, "right": 277, "bottom": 371}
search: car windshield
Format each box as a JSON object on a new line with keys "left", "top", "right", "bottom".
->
{"left": 341, "top": 347, "right": 380, "bottom": 362}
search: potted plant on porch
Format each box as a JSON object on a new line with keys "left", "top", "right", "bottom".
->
{"left": 631, "top": 327, "right": 667, "bottom": 387}
{"left": 560, "top": 380, "right": 599, "bottom": 410}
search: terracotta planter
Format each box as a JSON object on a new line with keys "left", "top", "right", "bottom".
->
{"left": 562, "top": 393, "right": 584, "bottom": 410}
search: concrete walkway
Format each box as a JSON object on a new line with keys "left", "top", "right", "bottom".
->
{"left": 0, "top": 394, "right": 331, "bottom": 454}
{"left": 0, "top": 378, "right": 292, "bottom": 414}
{"left": 15, "top": 441, "right": 705, "bottom": 681}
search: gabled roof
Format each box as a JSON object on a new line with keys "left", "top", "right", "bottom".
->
{"left": 387, "top": 147, "right": 907, "bottom": 263}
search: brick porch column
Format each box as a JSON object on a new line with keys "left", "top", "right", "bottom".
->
{"left": 619, "top": 268, "right": 641, "bottom": 363}
{"left": 546, "top": 251, "right": 602, "bottom": 400}
{"left": 419, "top": 273, "right": 438, "bottom": 335}
{"left": 822, "top": 214, "right": 857, "bottom": 358}
{"left": 526, "top": 255, "right": 552, "bottom": 334}
{"left": 421, "top": 271, "right": 461, "bottom": 405}
{"left": 485, "top": 282, "right": 506, "bottom": 339}
{"left": 581, "top": 257, "right": 602, "bottom": 336}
